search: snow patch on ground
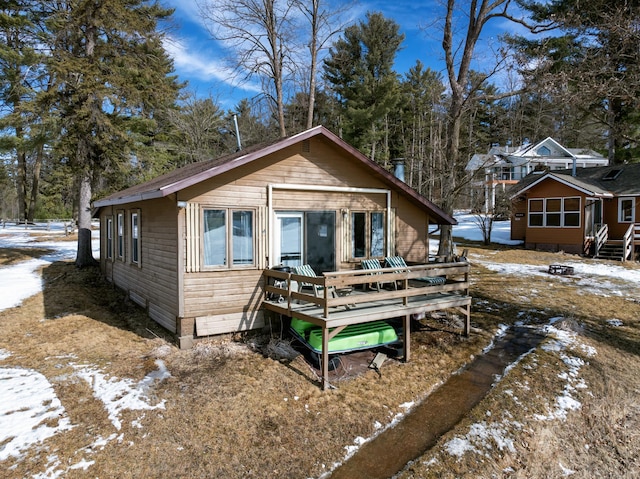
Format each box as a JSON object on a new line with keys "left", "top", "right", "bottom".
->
{"left": 0, "top": 357, "right": 170, "bottom": 476}
{"left": 0, "top": 368, "right": 74, "bottom": 462}
{"left": 439, "top": 317, "right": 598, "bottom": 475}
{"left": 73, "top": 359, "right": 170, "bottom": 431}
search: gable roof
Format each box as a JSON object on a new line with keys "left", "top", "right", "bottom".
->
{"left": 509, "top": 163, "right": 640, "bottom": 199}
{"left": 94, "top": 126, "right": 456, "bottom": 224}
{"left": 467, "top": 137, "right": 607, "bottom": 173}
{"left": 511, "top": 137, "right": 573, "bottom": 159}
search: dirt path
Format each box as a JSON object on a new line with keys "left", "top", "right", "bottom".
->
{"left": 329, "top": 325, "right": 546, "bottom": 479}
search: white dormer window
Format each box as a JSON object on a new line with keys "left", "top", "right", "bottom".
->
{"left": 537, "top": 146, "right": 551, "bottom": 156}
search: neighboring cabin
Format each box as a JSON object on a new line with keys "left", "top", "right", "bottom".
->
{"left": 467, "top": 137, "right": 608, "bottom": 212}
{"left": 510, "top": 164, "right": 640, "bottom": 260}
{"left": 93, "top": 126, "right": 456, "bottom": 348}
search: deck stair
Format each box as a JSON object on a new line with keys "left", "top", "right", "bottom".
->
{"left": 595, "top": 241, "right": 625, "bottom": 261}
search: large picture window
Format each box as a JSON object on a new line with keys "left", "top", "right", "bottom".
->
{"left": 351, "top": 211, "right": 385, "bottom": 259}
{"left": 203, "top": 208, "right": 254, "bottom": 268}
{"left": 528, "top": 197, "right": 581, "bottom": 228}
{"left": 618, "top": 197, "right": 635, "bottom": 223}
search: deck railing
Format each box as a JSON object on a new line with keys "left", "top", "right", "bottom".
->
{"left": 264, "top": 261, "right": 470, "bottom": 319}
{"left": 594, "top": 223, "right": 609, "bottom": 257}
{"left": 622, "top": 223, "right": 638, "bottom": 262}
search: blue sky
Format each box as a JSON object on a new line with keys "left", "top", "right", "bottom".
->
{"left": 162, "top": 0, "right": 531, "bottom": 109}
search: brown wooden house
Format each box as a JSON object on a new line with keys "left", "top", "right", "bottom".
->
{"left": 510, "top": 164, "right": 640, "bottom": 260}
{"left": 93, "top": 126, "right": 466, "bottom": 352}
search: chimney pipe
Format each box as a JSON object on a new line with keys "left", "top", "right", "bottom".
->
{"left": 233, "top": 114, "right": 242, "bottom": 151}
{"left": 392, "top": 158, "right": 405, "bottom": 182}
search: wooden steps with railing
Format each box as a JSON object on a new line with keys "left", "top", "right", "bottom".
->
{"left": 594, "top": 223, "right": 639, "bottom": 262}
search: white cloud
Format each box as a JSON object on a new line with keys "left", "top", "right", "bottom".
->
{"left": 163, "top": 35, "right": 261, "bottom": 95}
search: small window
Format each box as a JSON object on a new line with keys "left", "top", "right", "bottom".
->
{"left": 352, "top": 212, "right": 366, "bottom": 258}
{"left": 203, "top": 209, "right": 226, "bottom": 266}
{"left": 351, "top": 211, "right": 385, "bottom": 259}
{"left": 370, "top": 212, "right": 385, "bottom": 257}
{"left": 117, "top": 212, "right": 125, "bottom": 260}
{"left": 546, "top": 199, "right": 561, "bottom": 227}
{"left": 530, "top": 199, "right": 543, "bottom": 213}
{"left": 619, "top": 197, "right": 635, "bottom": 223}
{"left": 564, "top": 198, "right": 581, "bottom": 227}
{"left": 537, "top": 146, "right": 551, "bottom": 156}
{"left": 131, "top": 211, "right": 140, "bottom": 265}
{"left": 232, "top": 210, "right": 253, "bottom": 265}
{"left": 602, "top": 169, "right": 622, "bottom": 181}
{"left": 203, "top": 208, "right": 255, "bottom": 269}
{"left": 528, "top": 199, "right": 544, "bottom": 227}
{"left": 106, "top": 217, "right": 113, "bottom": 260}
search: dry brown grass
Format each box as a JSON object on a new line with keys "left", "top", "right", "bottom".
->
{"left": 0, "top": 244, "right": 639, "bottom": 478}
{"left": 0, "top": 247, "right": 55, "bottom": 265}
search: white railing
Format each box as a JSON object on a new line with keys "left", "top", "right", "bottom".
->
{"left": 594, "top": 224, "right": 608, "bottom": 257}
{"left": 622, "top": 224, "right": 634, "bottom": 262}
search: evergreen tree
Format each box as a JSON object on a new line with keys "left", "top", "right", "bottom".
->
{"left": 396, "top": 61, "right": 446, "bottom": 196}
{"left": 165, "top": 94, "right": 230, "bottom": 166}
{"left": 230, "top": 99, "right": 278, "bottom": 149}
{"left": 43, "top": 0, "right": 181, "bottom": 267}
{"left": 323, "top": 11, "right": 404, "bottom": 163}
{"left": 509, "top": 0, "right": 640, "bottom": 163}
{"left": 0, "top": 0, "right": 46, "bottom": 222}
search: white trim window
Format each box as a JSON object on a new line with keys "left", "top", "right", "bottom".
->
{"left": 203, "top": 208, "right": 255, "bottom": 269}
{"left": 618, "top": 197, "right": 635, "bottom": 223}
{"left": 106, "top": 216, "right": 114, "bottom": 260}
{"left": 116, "top": 211, "right": 125, "bottom": 260}
{"left": 131, "top": 210, "right": 140, "bottom": 265}
{"left": 351, "top": 211, "right": 385, "bottom": 259}
{"left": 528, "top": 197, "right": 581, "bottom": 228}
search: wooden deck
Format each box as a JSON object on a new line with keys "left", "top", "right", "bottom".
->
{"left": 263, "top": 262, "right": 471, "bottom": 389}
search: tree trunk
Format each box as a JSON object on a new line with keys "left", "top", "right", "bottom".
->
{"left": 306, "top": 0, "right": 319, "bottom": 130}
{"left": 16, "top": 125, "right": 27, "bottom": 222}
{"left": 75, "top": 170, "right": 97, "bottom": 268}
{"left": 27, "top": 144, "right": 44, "bottom": 222}
{"left": 437, "top": 92, "right": 463, "bottom": 260}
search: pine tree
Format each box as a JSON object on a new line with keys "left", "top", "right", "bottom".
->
{"left": 509, "top": 0, "right": 640, "bottom": 163}
{"left": 323, "top": 11, "right": 404, "bottom": 163}
{"left": 43, "top": 0, "right": 181, "bottom": 267}
{"left": 0, "top": 0, "right": 46, "bottom": 222}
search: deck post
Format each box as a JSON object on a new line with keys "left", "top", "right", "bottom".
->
{"left": 403, "top": 314, "right": 411, "bottom": 362}
{"left": 464, "top": 303, "right": 470, "bottom": 336}
{"left": 322, "top": 326, "right": 330, "bottom": 390}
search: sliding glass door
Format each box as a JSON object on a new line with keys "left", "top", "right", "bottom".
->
{"left": 274, "top": 211, "right": 335, "bottom": 273}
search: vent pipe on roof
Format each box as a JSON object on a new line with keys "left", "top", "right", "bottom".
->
{"left": 571, "top": 153, "right": 576, "bottom": 177}
{"left": 391, "top": 158, "right": 405, "bottom": 182}
{"left": 233, "top": 114, "right": 242, "bottom": 151}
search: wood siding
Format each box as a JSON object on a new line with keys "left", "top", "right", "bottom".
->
{"left": 513, "top": 176, "right": 640, "bottom": 254}
{"left": 175, "top": 137, "right": 435, "bottom": 338}
{"left": 394, "top": 194, "right": 430, "bottom": 263}
{"left": 603, "top": 196, "right": 640, "bottom": 239}
{"left": 514, "top": 180, "right": 586, "bottom": 253}
{"left": 99, "top": 197, "right": 180, "bottom": 332}
{"left": 100, "top": 136, "right": 438, "bottom": 340}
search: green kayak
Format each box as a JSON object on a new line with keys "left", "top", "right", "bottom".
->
{"left": 290, "top": 317, "right": 398, "bottom": 354}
